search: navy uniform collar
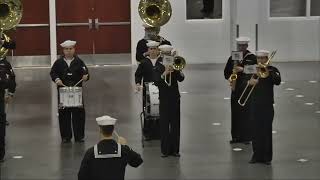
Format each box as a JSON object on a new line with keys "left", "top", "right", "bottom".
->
{"left": 94, "top": 140, "right": 122, "bottom": 159}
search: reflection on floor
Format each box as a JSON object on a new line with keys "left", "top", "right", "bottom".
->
{"left": 0, "top": 62, "right": 320, "bottom": 180}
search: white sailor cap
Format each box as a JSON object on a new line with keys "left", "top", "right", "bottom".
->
{"left": 256, "top": 50, "right": 270, "bottom": 57}
{"left": 158, "top": 44, "right": 173, "bottom": 52}
{"left": 96, "top": 115, "right": 117, "bottom": 126}
{"left": 146, "top": 41, "right": 160, "bottom": 48}
{"left": 60, "top": 40, "right": 76, "bottom": 48}
{"left": 236, "top": 37, "right": 250, "bottom": 44}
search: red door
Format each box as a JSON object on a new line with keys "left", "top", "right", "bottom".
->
{"left": 9, "top": 0, "right": 50, "bottom": 56}
{"left": 56, "top": 0, "right": 94, "bottom": 55}
{"left": 56, "top": 0, "right": 131, "bottom": 55}
{"left": 93, "top": 0, "right": 131, "bottom": 54}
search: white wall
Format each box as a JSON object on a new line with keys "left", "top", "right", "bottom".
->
{"left": 131, "top": 0, "right": 232, "bottom": 64}
{"left": 235, "top": 0, "right": 260, "bottom": 52}
{"left": 257, "top": 0, "right": 320, "bottom": 62}
{"left": 130, "top": 0, "right": 320, "bottom": 64}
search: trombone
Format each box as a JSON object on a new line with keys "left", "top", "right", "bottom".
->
{"left": 237, "top": 50, "right": 277, "bottom": 106}
{"left": 164, "top": 56, "right": 186, "bottom": 86}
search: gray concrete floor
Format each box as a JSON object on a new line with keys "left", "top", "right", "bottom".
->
{"left": 0, "top": 61, "right": 320, "bottom": 180}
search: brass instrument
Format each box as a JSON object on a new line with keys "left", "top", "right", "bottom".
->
{"left": 138, "top": 0, "right": 172, "bottom": 27}
{"left": 139, "top": 0, "right": 183, "bottom": 86}
{"left": 0, "top": 32, "right": 10, "bottom": 59}
{"left": 164, "top": 55, "right": 186, "bottom": 86}
{"left": 228, "top": 62, "right": 238, "bottom": 91}
{"left": 0, "top": 0, "right": 23, "bottom": 58}
{"left": 237, "top": 50, "right": 277, "bottom": 106}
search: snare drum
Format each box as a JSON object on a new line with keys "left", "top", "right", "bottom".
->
{"left": 59, "top": 87, "right": 83, "bottom": 108}
{"left": 145, "top": 82, "right": 159, "bottom": 117}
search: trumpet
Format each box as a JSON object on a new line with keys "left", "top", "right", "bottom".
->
{"left": 237, "top": 50, "right": 277, "bottom": 106}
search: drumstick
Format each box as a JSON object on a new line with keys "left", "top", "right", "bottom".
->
{"left": 74, "top": 79, "right": 83, "bottom": 87}
{"left": 114, "top": 131, "right": 120, "bottom": 138}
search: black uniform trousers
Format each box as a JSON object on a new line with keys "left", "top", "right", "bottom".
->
{"left": 57, "top": 86, "right": 85, "bottom": 142}
{"left": 0, "top": 90, "right": 6, "bottom": 160}
{"left": 251, "top": 103, "right": 274, "bottom": 162}
{"left": 159, "top": 96, "right": 180, "bottom": 155}
{"left": 230, "top": 92, "right": 252, "bottom": 142}
{"left": 58, "top": 107, "right": 85, "bottom": 141}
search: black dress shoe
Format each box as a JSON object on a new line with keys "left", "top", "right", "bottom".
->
{"left": 62, "top": 139, "right": 71, "bottom": 143}
{"left": 161, "top": 154, "right": 169, "bottom": 158}
{"left": 249, "top": 159, "right": 257, "bottom": 164}
{"left": 75, "top": 139, "right": 85, "bottom": 143}
{"left": 171, "top": 153, "right": 181, "bottom": 157}
{"left": 0, "top": 158, "right": 4, "bottom": 163}
{"left": 5, "top": 121, "right": 9, "bottom": 126}
{"left": 262, "top": 161, "right": 271, "bottom": 165}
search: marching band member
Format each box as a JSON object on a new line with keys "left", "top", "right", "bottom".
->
{"left": 135, "top": 41, "right": 162, "bottom": 140}
{"left": 224, "top": 37, "right": 257, "bottom": 144}
{"left": 154, "top": 45, "right": 184, "bottom": 157}
{"left": 0, "top": 34, "right": 16, "bottom": 163}
{"left": 50, "top": 40, "right": 89, "bottom": 143}
{"left": 135, "top": 23, "right": 172, "bottom": 63}
{"left": 249, "top": 50, "right": 281, "bottom": 165}
{"left": 78, "top": 115, "right": 143, "bottom": 180}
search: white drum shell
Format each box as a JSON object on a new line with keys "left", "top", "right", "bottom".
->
{"left": 59, "top": 87, "right": 83, "bottom": 108}
{"left": 145, "top": 83, "right": 159, "bottom": 117}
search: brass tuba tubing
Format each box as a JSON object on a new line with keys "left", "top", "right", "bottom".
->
{"left": 0, "top": 0, "right": 23, "bottom": 58}
{"left": 138, "top": 0, "right": 172, "bottom": 27}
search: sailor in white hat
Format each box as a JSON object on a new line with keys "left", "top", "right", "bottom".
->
{"left": 50, "top": 40, "right": 90, "bottom": 143}
{"left": 78, "top": 115, "right": 143, "bottom": 180}
{"left": 135, "top": 40, "right": 161, "bottom": 92}
{"left": 60, "top": 40, "right": 76, "bottom": 48}
{"left": 0, "top": 33, "right": 16, "bottom": 162}
{"left": 156, "top": 44, "right": 185, "bottom": 158}
{"left": 248, "top": 49, "right": 281, "bottom": 165}
{"left": 134, "top": 40, "right": 163, "bottom": 140}
{"left": 256, "top": 49, "right": 270, "bottom": 58}
{"left": 135, "top": 22, "right": 172, "bottom": 62}
{"left": 224, "top": 36, "right": 257, "bottom": 144}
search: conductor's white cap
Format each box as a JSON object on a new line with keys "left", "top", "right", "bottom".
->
{"left": 60, "top": 40, "right": 76, "bottom": 48}
{"left": 256, "top": 50, "right": 270, "bottom": 57}
{"left": 96, "top": 115, "right": 117, "bottom": 126}
{"left": 236, "top": 37, "right": 250, "bottom": 44}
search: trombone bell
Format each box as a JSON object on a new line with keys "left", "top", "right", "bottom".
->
{"left": 173, "top": 56, "right": 186, "bottom": 71}
{"left": 163, "top": 56, "right": 186, "bottom": 86}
